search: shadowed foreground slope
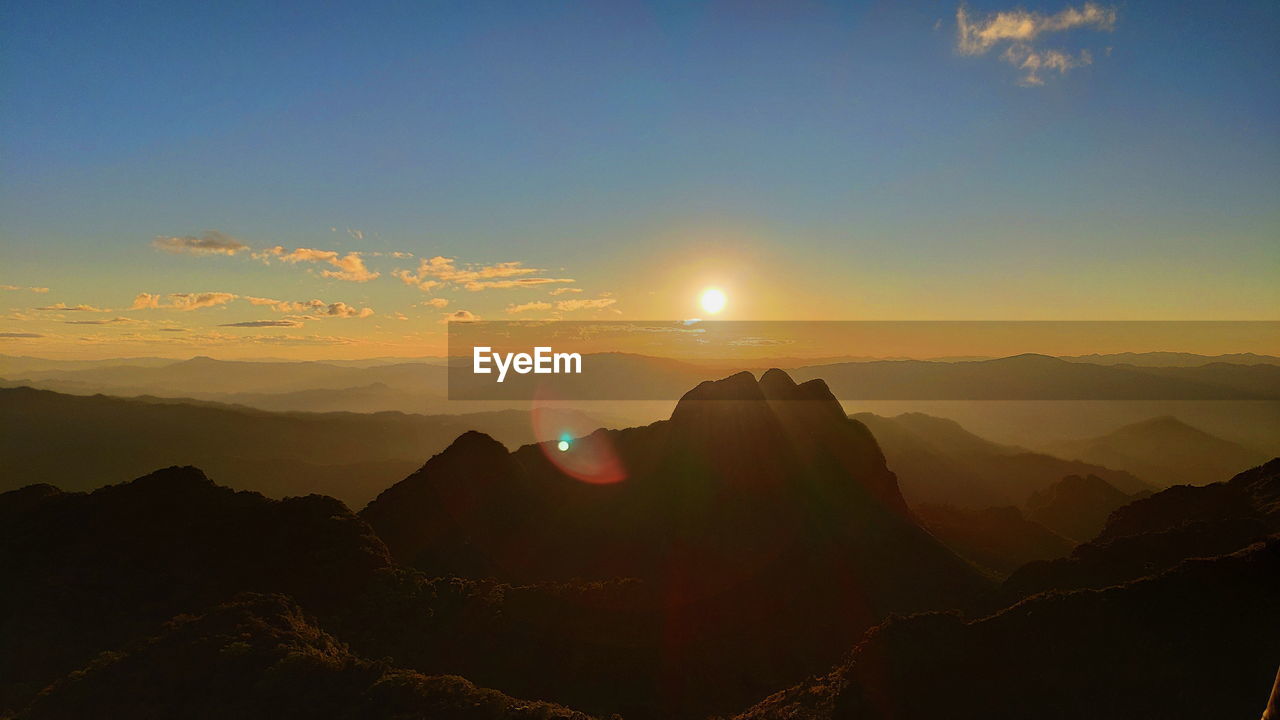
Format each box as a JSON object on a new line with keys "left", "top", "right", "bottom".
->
{"left": 736, "top": 537, "right": 1280, "bottom": 720}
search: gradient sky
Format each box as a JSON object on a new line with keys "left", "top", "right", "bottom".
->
{"left": 2, "top": 0, "right": 1277, "bottom": 358}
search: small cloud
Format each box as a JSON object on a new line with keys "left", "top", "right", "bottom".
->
{"left": 419, "top": 297, "right": 450, "bottom": 309}
{"left": 393, "top": 256, "right": 574, "bottom": 292}
{"left": 1, "top": 285, "right": 50, "bottom": 293}
{"left": 393, "top": 312, "right": 409, "bottom": 321}
{"left": 152, "top": 230, "right": 249, "bottom": 256}
{"left": 157, "top": 327, "right": 188, "bottom": 333}
{"left": 441, "top": 310, "right": 480, "bottom": 323}
{"left": 219, "top": 319, "right": 304, "bottom": 328}
{"left": 254, "top": 246, "right": 379, "bottom": 282}
{"left": 955, "top": 2, "right": 1116, "bottom": 85}
{"left": 506, "top": 301, "right": 553, "bottom": 314}
{"left": 549, "top": 287, "right": 583, "bottom": 296}
{"left": 37, "top": 302, "right": 110, "bottom": 312}
{"left": 131, "top": 292, "right": 238, "bottom": 311}
{"left": 244, "top": 296, "right": 373, "bottom": 318}
{"left": 555, "top": 297, "right": 617, "bottom": 312}
{"left": 0, "top": 332, "right": 42, "bottom": 338}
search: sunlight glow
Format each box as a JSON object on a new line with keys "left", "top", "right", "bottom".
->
{"left": 700, "top": 288, "right": 726, "bottom": 314}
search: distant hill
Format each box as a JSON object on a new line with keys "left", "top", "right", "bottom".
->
{"left": 793, "top": 354, "right": 1280, "bottom": 400}
{"left": 1025, "top": 473, "right": 1143, "bottom": 542}
{"left": 1058, "top": 351, "right": 1280, "bottom": 367}
{"left": 852, "top": 411, "right": 1148, "bottom": 507}
{"left": 0, "top": 386, "right": 604, "bottom": 507}
{"left": 913, "top": 504, "right": 1073, "bottom": 576}
{"left": 1050, "top": 415, "right": 1270, "bottom": 487}
{"left": 1004, "top": 458, "right": 1280, "bottom": 600}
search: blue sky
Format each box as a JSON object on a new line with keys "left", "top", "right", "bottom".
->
{"left": 1, "top": 0, "right": 1277, "bottom": 357}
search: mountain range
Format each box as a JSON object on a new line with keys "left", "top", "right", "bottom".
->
{"left": 2, "top": 369, "right": 1277, "bottom": 718}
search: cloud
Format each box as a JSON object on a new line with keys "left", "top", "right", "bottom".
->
{"left": 441, "top": 310, "right": 480, "bottom": 323}
{"left": 549, "top": 287, "right": 583, "bottom": 296}
{"left": 132, "top": 292, "right": 238, "bottom": 311}
{"left": 244, "top": 297, "right": 374, "bottom": 318}
{"left": 63, "top": 317, "right": 133, "bottom": 325}
{"left": 0, "top": 332, "right": 42, "bottom": 338}
{"left": 956, "top": 2, "right": 1116, "bottom": 85}
{"left": 152, "top": 230, "right": 249, "bottom": 256}
{"left": 157, "top": 327, "right": 188, "bottom": 333}
{"left": 555, "top": 297, "right": 617, "bottom": 312}
{"left": 255, "top": 246, "right": 379, "bottom": 282}
{"left": 419, "top": 298, "right": 450, "bottom": 309}
{"left": 393, "top": 256, "right": 574, "bottom": 292}
{"left": 506, "top": 301, "right": 553, "bottom": 314}
{"left": 1, "top": 285, "right": 50, "bottom": 293}
{"left": 219, "top": 319, "right": 304, "bottom": 328}
{"left": 36, "top": 303, "right": 110, "bottom": 312}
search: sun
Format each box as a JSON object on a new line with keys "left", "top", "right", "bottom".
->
{"left": 699, "top": 288, "right": 726, "bottom": 314}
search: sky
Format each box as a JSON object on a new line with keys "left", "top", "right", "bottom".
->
{"left": 1, "top": 0, "right": 1277, "bottom": 359}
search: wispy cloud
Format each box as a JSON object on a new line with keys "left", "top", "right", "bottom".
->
{"left": 549, "top": 287, "right": 582, "bottom": 296}
{"left": 0, "top": 332, "right": 42, "bottom": 338}
{"left": 441, "top": 309, "right": 481, "bottom": 323}
{"left": 506, "top": 301, "right": 553, "bottom": 314}
{"left": 555, "top": 296, "right": 617, "bottom": 312}
{"left": 245, "top": 297, "right": 374, "bottom": 318}
{"left": 219, "top": 319, "right": 304, "bottom": 328}
{"left": 63, "top": 316, "right": 134, "bottom": 325}
{"left": 37, "top": 302, "right": 110, "bottom": 312}
{"left": 418, "top": 298, "right": 450, "bottom": 309}
{"left": 393, "top": 256, "right": 574, "bottom": 292}
{"left": 956, "top": 2, "right": 1116, "bottom": 85}
{"left": 1, "top": 285, "right": 50, "bottom": 293}
{"left": 152, "top": 230, "right": 249, "bottom": 256}
{"left": 254, "top": 246, "right": 380, "bottom": 282}
{"left": 131, "top": 292, "right": 238, "bottom": 311}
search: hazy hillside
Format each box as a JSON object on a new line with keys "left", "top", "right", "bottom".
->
{"left": 852, "top": 411, "right": 1148, "bottom": 507}
{"left": 913, "top": 504, "right": 1073, "bottom": 576}
{"left": 1025, "top": 473, "right": 1141, "bottom": 542}
{"left": 0, "top": 387, "right": 603, "bottom": 507}
{"left": 1051, "top": 415, "right": 1270, "bottom": 487}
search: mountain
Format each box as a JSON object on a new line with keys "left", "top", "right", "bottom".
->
{"left": 1025, "top": 473, "right": 1141, "bottom": 542}
{"left": 1050, "top": 415, "right": 1270, "bottom": 487}
{"left": 1004, "top": 458, "right": 1280, "bottom": 599}
{"left": 19, "top": 593, "right": 596, "bottom": 720}
{"left": 735, "top": 537, "right": 1280, "bottom": 720}
{"left": 0, "top": 386, "right": 603, "bottom": 507}
{"left": 912, "top": 504, "right": 1073, "bottom": 576}
{"left": 0, "top": 467, "right": 394, "bottom": 713}
{"left": 852, "top": 411, "right": 1148, "bottom": 507}
{"left": 363, "top": 369, "right": 987, "bottom": 716}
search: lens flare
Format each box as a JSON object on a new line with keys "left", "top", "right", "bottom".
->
{"left": 557, "top": 438, "right": 571, "bottom": 452}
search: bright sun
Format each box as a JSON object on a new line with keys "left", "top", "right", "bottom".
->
{"left": 700, "top": 288, "right": 727, "bottom": 314}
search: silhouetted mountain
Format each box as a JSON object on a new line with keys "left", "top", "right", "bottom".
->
{"left": 1005, "top": 458, "right": 1280, "bottom": 599}
{"left": 913, "top": 503, "right": 1073, "bottom": 576}
{"left": 19, "top": 593, "right": 597, "bottom": 720}
{"left": 736, "top": 537, "right": 1280, "bottom": 720}
{"left": 852, "top": 411, "right": 1148, "bottom": 507}
{"left": 1025, "top": 473, "right": 1141, "bottom": 542}
{"left": 0, "top": 467, "right": 392, "bottom": 713}
{"left": 0, "top": 386, "right": 601, "bottom": 506}
{"left": 1051, "top": 415, "right": 1270, "bottom": 487}
{"left": 363, "top": 369, "right": 987, "bottom": 716}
